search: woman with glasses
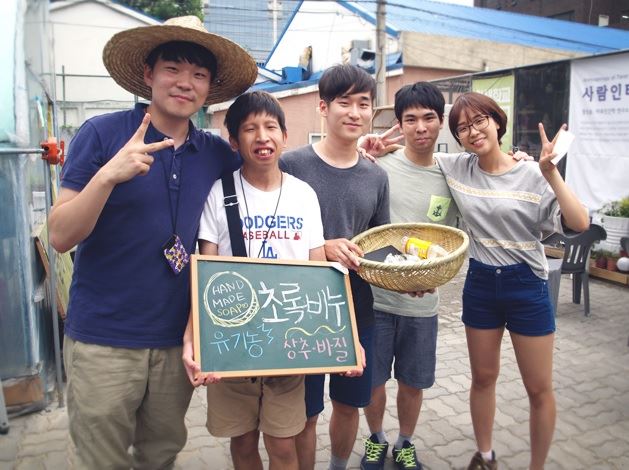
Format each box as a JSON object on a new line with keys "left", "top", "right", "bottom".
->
{"left": 435, "top": 92, "right": 588, "bottom": 470}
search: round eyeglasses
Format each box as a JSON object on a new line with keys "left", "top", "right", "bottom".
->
{"left": 455, "top": 115, "right": 490, "bottom": 139}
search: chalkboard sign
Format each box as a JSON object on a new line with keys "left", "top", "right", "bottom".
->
{"left": 191, "top": 255, "right": 361, "bottom": 377}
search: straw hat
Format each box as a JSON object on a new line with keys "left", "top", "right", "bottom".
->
{"left": 103, "top": 16, "right": 257, "bottom": 105}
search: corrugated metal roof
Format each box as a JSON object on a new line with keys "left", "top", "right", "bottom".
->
{"left": 341, "top": 0, "right": 629, "bottom": 53}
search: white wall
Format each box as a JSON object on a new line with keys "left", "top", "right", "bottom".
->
{"left": 265, "top": 1, "right": 398, "bottom": 74}
{"left": 402, "top": 31, "right": 582, "bottom": 73}
{"left": 51, "top": 0, "right": 158, "bottom": 125}
{"left": 0, "top": 0, "right": 18, "bottom": 141}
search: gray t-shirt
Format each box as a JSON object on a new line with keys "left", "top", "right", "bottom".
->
{"left": 280, "top": 145, "right": 390, "bottom": 328}
{"left": 436, "top": 152, "right": 562, "bottom": 279}
{"left": 373, "top": 149, "right": 459, "bottom": 317}
{"left": 280, "top": 145, "right": 390, "bottom": 240}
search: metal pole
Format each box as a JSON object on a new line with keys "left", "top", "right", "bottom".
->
{"left": 0, "top": 379, "right": 8, "bottom": 434}
{"left": 50, "top": 58, "right": 66, "bottom": 408}
{"left": 375, "top": 0, "right": 387, "bottom": 107}
{"left": 272, "top": 0, "right": 278, "bottom": 45}
{"left": 45, "top": 163, "right": 64, "bottom": 408}
{"left": 0, "top": 148, "right": 44, "bottom": 155}
{"left": 62, "top": 65, "right": 67, "bottom": 128}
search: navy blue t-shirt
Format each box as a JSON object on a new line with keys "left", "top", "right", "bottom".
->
{"left": 61, "top": 104, "right": 240, "bottom": 348}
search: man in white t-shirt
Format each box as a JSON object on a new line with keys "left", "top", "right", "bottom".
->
{"left": 183, "top": 91, "right": 326, "bottom": 470}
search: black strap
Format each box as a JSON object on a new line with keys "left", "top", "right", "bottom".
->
{"left": 221, "top": 172, "right": 247, "bottom": 257}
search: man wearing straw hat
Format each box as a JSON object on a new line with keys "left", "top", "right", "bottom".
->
{"left": 48, "top": 16, "right": 256, "bottom": 469}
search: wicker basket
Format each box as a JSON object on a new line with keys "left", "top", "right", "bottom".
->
{"left": 351, "top": 222, "right": 469, "bottom": 292}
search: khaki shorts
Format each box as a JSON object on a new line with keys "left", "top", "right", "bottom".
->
{"left": 64, "top": 337, "right": 193, "bottom": 470}
{"left": 206, "top": 375, "right": 305, "bottom": 438}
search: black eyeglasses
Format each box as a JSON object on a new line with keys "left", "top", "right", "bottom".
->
{"left": 455, "top": 115, "right": 490, "bottom": 139}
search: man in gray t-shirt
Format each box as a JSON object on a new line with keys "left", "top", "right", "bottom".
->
{"left": 360, "top": 82, "right": 458, "bottom": 470}
{"left": 280, "top": 64, "right": 389, "bottom": 470}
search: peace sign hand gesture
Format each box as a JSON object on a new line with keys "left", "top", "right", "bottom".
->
{"left": 358, "top": 124, "right": 405, "bottom": 161}
{"left": 536, "top": 122, "right": 589, "bottom": 232}
{"left": 101, "top": 113, "right": 174, "bottom": 185}
{"left": 538, "top": 122, "right": 566, "bottom": 177}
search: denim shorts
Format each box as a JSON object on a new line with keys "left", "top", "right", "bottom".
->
{"left": 371, "top": 310, "right": 438, "bottom": 390}
{"left": 462, "top": 258, "right": 555, "bottom": 336}
{"left": 305, "top": 325, "right": 374, "bottom": 417}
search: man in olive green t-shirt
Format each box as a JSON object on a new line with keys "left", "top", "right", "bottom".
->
{"left": 360, "top": 82, "right": 458, "bottom": 470}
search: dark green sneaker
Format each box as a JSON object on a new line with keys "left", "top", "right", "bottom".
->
{"left": 467, "top": 451, "right": 497, "bottom": 470}
{"left": 392, "top": 441, "right": 423, "bottom": 469}
{"left": 360, "top": 433, "right": 389, "bottom": 470}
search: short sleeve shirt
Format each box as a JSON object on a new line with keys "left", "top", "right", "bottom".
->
{"left": 373, "top": 149, "right": 459, "bottom": 317}
{"left": 198, "top": 170, "right": 324, "bottom": 260}
{"left": 436, "top": 152, "right": 561, "bottom": 279}
{"left": 280, "top": 145, "right": 390, "bottom": 328}
{"left": 61, "top": 103, "right": 240, "bottom": 348}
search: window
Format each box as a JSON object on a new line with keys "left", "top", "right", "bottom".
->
{"left": 308, "top": 133, "right": 324, "bottom": 144}
{"left": 550, "top": 10, "right": 575, "bottom": 22}
{"left": 514, "top": 62, "right": 570, "bottom": 176}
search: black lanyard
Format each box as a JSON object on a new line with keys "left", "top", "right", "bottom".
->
{"left": 160, "top": 146, "right": 184, "bottom": 235}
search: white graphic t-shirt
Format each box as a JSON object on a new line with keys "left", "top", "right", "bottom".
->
{"left": 199, "top": 169, "right": 324, "bottom": 260}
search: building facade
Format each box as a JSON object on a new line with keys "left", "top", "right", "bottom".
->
{"left": 475, "top": 0, "right": 629, "bottom": 30}
{"left": 50, "top": 0, "right": 159, "bottom": 131}
{"left": 204, "top": 0, "right": 295, "bottom": 63}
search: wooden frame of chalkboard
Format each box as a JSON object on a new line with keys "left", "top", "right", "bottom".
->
{"left": 191, "top": 255, "right": 361, "bottom": 378}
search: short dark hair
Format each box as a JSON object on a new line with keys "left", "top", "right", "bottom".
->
{"left": 145, "top": 41, "right": 217, "bottom": 81}
{"left": 449, "top": 92, "right": 507, "bottom": 145}
{"left": 224, "top": 91, "right": 287, "bottom": 139}
{"left": 394, "top": 82, "right": 445, "bottom": 122}
{"left": 318, "top": 64, "right": 376, "bottom": 103}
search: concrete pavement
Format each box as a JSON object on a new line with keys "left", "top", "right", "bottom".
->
{"left": 2, "top": 263, "right": 628, "bottom": 469}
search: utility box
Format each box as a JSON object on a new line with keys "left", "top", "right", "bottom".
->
{"left": 281, "top": 66, "right": 306, "bottom": 83}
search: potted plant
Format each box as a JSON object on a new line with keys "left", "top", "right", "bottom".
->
{"left": 606, "top": 253, "right": 619, "bottom": 272}
{"left": 602, "top": 196, "right": 629, "bottom": 218}
{"left": 591, "top": 249, "right": 608, "bottom": 269}
{"left": 600, "top": 195, "right": 629, "bottom": 254}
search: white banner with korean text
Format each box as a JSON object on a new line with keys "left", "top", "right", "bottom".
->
{"left": 567, "top": 52, "right": 629, "bottom": 212}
